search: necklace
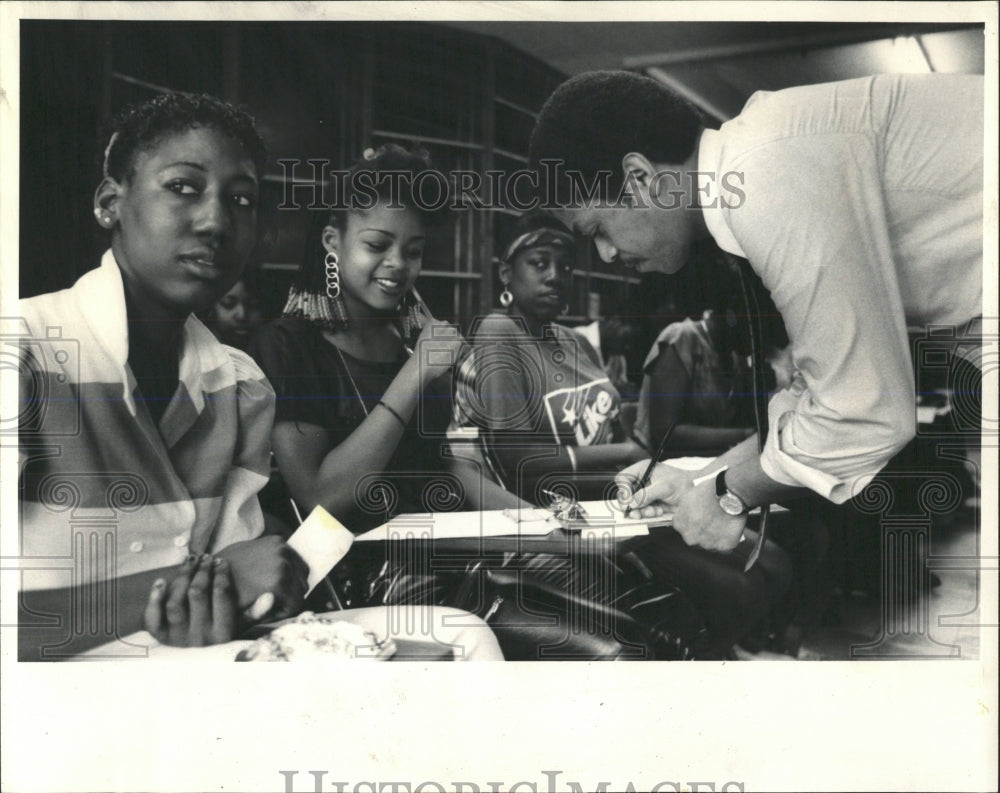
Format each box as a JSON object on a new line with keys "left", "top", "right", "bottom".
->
{"left": 327, "top": 334, "right": 413, "bottom": 417}
{"left": 331, "top": 342, "right": 370, "bottom": 418}
{"left": 327, "top": 332, "right": 462, "bottom": 514}
{"left": 330, "top": 340, "right": 399, "bottom": 517}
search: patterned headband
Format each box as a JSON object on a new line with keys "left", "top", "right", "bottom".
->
{"left": 501, "top": 228, "right": 576, "bottom": 263}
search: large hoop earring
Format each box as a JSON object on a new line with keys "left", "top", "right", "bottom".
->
{"left": 325, "top": 251, "right": 340, "bottom": 299}
{"left": 499, "top": 287, "right": 513, "bottom": 308}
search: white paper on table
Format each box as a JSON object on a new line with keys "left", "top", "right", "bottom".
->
{"left": 354, "top": 503, "right": 668, "bottom": 543}
{"left": 916, "top": 405, "right": 938, "bottom": 424}
{"left": 660, "top": 456, "right": 716, "bottom": 471}
{"left": 353, "top": 456, "right": 780, "bottom": 544}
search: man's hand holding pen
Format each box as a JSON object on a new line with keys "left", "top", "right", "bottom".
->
{"left": 616, "top": 460, "right": 747, "bottom": 553}
{"left": 616, "top": 460, "right": 693, "bottom": 519}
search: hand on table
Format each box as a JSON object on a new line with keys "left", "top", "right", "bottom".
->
{"left": 215, "top": 535, "right": 309, "bottom": 622}
{"left": 144, "top": 555, "right": 240, "bottom": 647}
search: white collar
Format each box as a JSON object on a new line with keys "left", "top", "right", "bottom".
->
{"left": 697, "top": 128, "right": 747, "bottom": 259}
{"left": 77, "top": 250, "right": 226, "bottom": 418}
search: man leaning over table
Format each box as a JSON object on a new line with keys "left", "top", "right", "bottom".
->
{"left": 528, "top": 71, "right": 984, "bottom": 551}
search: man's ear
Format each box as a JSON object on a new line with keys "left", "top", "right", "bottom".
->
{"left": 321, "top": 225, "right": 341, "bottom": 255}
{"left": 93, "top": 177, "right": 123, "bottom": 229}
{"left": 621, "top": 152, "right": 657, "bottom": 188}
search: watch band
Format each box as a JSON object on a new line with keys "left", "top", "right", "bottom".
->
{"left": 715, "top": 469, "right": 728, "bottom": 498}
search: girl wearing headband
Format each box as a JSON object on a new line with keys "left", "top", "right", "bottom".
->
{"left": 455, "top": 210, "right": 647, "bottom": 502}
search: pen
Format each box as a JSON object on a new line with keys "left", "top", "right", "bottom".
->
{"left": 623, "top": 420, "right": 677, "bottom": 518}
{"left": 409, "top": 285, "right": 431, "bottom": 319}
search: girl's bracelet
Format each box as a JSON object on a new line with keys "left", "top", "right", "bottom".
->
{"left": 377, "top": 400, "right": 408, "bottom": 429}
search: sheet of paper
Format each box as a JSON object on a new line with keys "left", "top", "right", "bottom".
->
{"left": 354, "top": 505, "right": 665, "bottom": 542}
{"left": 916, "top": 405, "right": 938, "bottom": 424}
{"left": 661, "top": 456, "right": 716, "bottom": 471}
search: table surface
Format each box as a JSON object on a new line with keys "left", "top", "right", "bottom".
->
{"left": 78, "top": 625, "right": 455, "bottom": 662}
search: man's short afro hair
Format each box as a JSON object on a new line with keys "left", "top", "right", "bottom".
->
{"left": 529, "top": 70, "right": 706, "bottom": 201}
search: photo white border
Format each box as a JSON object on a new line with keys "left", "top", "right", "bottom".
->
{"left": 1, "top": 3, "right": 996, "bottom": 791}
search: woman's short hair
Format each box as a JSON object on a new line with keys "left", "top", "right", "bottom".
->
{"left": 101, "top": 92, "right": 267, "bottom": 183}
{"left": 327, "top": 143, "right": 448, "bottom": 233}
{"left": 529, "top": 70, "right": 707, "bottom": 204}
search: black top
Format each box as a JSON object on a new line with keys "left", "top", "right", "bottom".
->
{"left": 249, "top": 319, "right": 459, "bottom": 529}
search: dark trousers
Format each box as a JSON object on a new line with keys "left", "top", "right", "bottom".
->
{"left": 624, "top": 523, "right": 793, "bottom": 655}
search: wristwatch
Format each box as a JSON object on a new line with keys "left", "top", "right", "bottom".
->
{"left": 715, "top": 470, "right": 750, "bottom": 516}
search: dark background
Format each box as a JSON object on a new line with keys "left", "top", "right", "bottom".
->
{"left": 19, "top": 20, "right": 984, "bottom": 333}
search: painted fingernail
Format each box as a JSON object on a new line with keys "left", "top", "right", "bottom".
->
{"left": 152, "top": 578, "right": 166, "bottom": 590}
{"left": 247, "top": 592, "right": 275, "bottom": 621}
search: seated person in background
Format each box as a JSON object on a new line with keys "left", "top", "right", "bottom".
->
{"left": 249, "top": 145, "right": 518, "bottom": 535}
{"left": 17, "top": 92, "right": 308, "bottom": 657}
{"left": 573, "top": 317, "right": 641, "bottom": 395}
{"left": 634, "top": 249, "right": 790, "bottom": 456}
{"left": 455, "top": 211, "right": 646, "bottom": 502}
{"left": 203, "top": 273, "right": 264, "bottom": 351}
{"left": 600, "top": 318, "right": 642, "bottom": 396}
{"left": 636, "top": 308, "right": 754, "bottom": 454}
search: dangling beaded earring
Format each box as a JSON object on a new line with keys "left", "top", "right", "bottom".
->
{"left": 281, "top": 250, "right": 349, "bottom": 331}
{"left": 325, "top": 250, "right": 349, "bottom": 328}
{"left": 499, "top": 283, "right": 513, "bottom": 308}
{"left": 396, "top": 292, "right": 422, "bottom": 350}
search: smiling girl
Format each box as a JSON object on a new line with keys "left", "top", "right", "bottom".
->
{"left": 250, "top": 145, "right": 517, "bottom": 535}
{"left": 18, "top": 93, "right": 308, "bottom": 655}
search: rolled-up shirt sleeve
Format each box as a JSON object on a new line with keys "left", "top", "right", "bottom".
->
{"left": 726, "top": 134, "right": 917, "bottom": 503}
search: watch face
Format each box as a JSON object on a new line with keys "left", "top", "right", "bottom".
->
{"left": 719, "top": 492, "right": 746, "bottom": 516}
